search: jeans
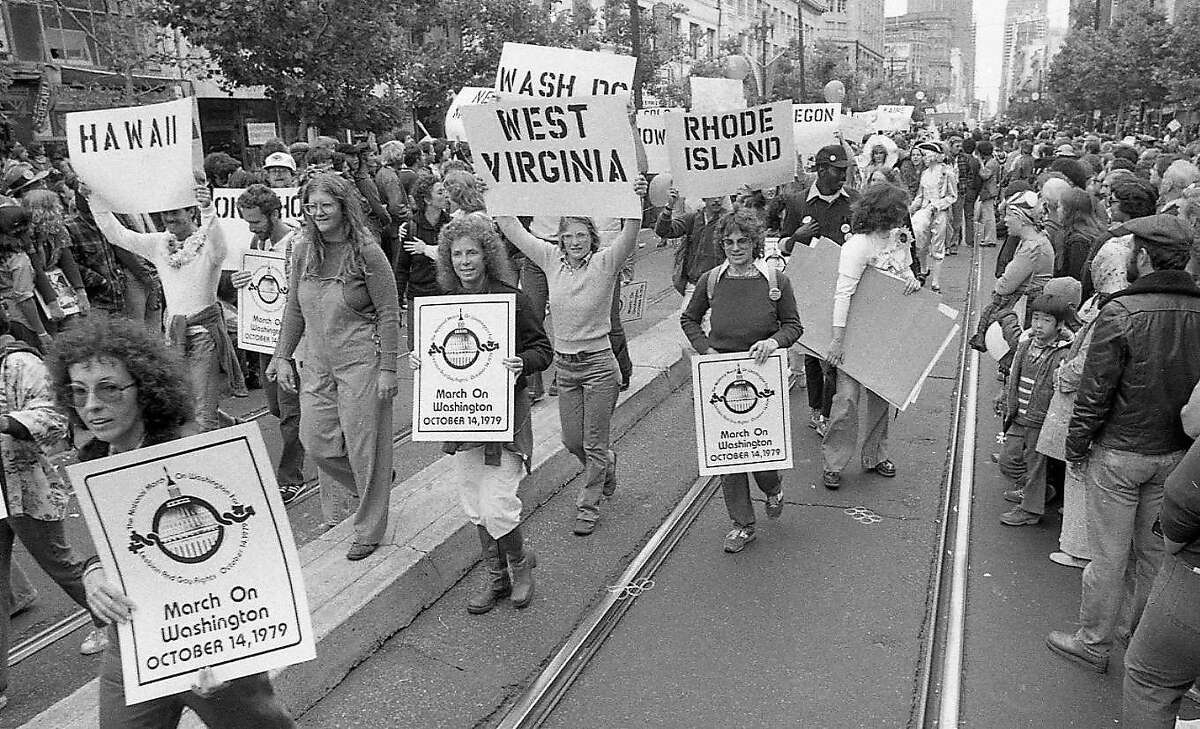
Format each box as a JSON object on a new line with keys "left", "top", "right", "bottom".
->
{"left": 7, "top": 560, "right": 36, "bottom": 614}
{"left": 722, "top": 471, "right": 781, "bottom": 529}
{"left": 822, "top": 372, "right": 890, "bottom": 473}
{"left": 557, "top": 349, "right": 620, "bottom": 522}
{"left": 99, "top": 632, "right": 293, "bottom": 729}
{"left": 804, "top": 356, "right": 835, "bottom": 417}
{"left": 122, "top": 272, "right": 162, "bottom": 332}
{"left": 1075, "top": 445, "right": 1185, "bottom": 653}
{"left": 186, "top": 328, "right": 223, "bottom": 432}
{"left": 520, "top": 257, "right": 550, "bottom": 398}
{"left": 259, "top": 353, "right": 305, "bottom": 487}
{"left": 975, "top": 198, "right": 998, "bottom": 246}
{"left": 1122, "top": 554, "right": 1200, "bottom": 729}
{"left": 0, "top": 516, "right": 100, "bottom": 696}
{"left": 998, "top": 422, "right": 1050, "bottom": 514}
{"left": 609, "top": 280, "right": 632, "bottom": 384}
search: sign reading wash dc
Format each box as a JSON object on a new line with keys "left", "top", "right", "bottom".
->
{"left": 691, "top": 351, "right": 793, "bottom": 476}
{"left": 67, "top": 424, "right": 315, "bottom": 705}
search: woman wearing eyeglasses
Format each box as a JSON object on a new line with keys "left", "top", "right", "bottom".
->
{"left": 495, "top": 177, "right": 647, "bottom": 536}
{"left": 680, "top": 209, "right": 802, "bottom": 553}
{"left": 47, "top": 315, "right": 294, "bottom": 728}
{"left": 268, "top": 174, "right": 401, "bottom": 562}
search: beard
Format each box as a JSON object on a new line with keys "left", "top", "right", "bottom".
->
{"left": 1127, "top": 256, "right": 1141, "bottom": 284}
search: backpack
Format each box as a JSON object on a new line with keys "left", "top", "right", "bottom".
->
{"left": 705, "top": 260, "right": 781, "bottom": 303}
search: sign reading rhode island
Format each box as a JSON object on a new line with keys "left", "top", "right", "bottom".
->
{"left": 691, "top": 351, "right": 793, "bottom": 476}
{"left": 413, "top": 293, "right": 516, "bottom": 443}
{"left": 67, "top": 423, "right": 316, "bottom": 705}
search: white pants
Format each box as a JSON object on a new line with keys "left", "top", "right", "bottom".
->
{"left": 912, "top": 207, "right": 950, "bottom": 262}
{"left": 454, "top": 446, "right": 524, "bottom": 539}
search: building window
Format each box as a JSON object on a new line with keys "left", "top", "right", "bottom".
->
{"left": 835, "top": 0, "right": 847, "bottom": 12}
{"left": 47, "top": 27, "right": 93, "bottom": 64}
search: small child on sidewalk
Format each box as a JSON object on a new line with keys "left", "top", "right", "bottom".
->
{"left": 996, "top": 292, "right": 1075, "bottom": 526}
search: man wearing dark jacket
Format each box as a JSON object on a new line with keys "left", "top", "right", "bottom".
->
{"left": 950, "top": 136, "right": 982, "bottom": 254}
{"left": 655, "top": 192, "right": 727, "bottom": 305}
{"left": 1048, "top": 215, "right": 1200, "bottom": 674}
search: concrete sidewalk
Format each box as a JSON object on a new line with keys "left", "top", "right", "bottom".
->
{"left": 21, "top": 317, "right": 689, "bottom": 729}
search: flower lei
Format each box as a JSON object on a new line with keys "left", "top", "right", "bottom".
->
{"left": 165, "top": 228, "right": 207, "bottom": 269}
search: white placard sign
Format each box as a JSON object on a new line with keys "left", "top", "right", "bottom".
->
{"left": 689, "top": 77, "right": 747, "bottom": 113}
{"left": 666, "top": 100, "right": 796, "bottom": 198}
{"left": 245, "top": 122, "right": 278, "bottom": 146}
{"left": 67, "top": 424, "right": 315, "bottom": 705}
{"left": 876, "top": 105, "right": 915, "bottom": 131}
{"left": 692, "top": 351, "right": 793, "bottom": 476}
{"left": 413, "top": 294, "right": 516, "bottom": 442}
{"left": 35, "top": 267, "right": 82, "bottom": 317}
{"left": 792, "top": 103, "right": 841, "bottom": 165}
{"left": 636, "top": 108, "right": 681, "bottom": 174}
{"left": 214, "top": 187, "right": 302, "bottom": 270}
{"left": 445, "top": 86, "right": 499, "bottom": 142}
{"left": 67, "top": 98, "right": 194, "bottom": 214}
{"left": 495, "top": 42, "right": 636, "bottom": 98}
{"left": 619, "top": 280, "right": 647, "bottom": 322}
{"left": 462, "top": 95, "right": 641, "bottom": 218}
{"left": 237, "top": 251, "right": 287, "bottom": 355}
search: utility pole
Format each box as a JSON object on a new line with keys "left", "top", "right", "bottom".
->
{"left": 797, "top": 0, "right": 806, "bottom": 101}
{"left": 628, "top": 0, "right": 643, "bottom": 109}
{"left": 761, "top": 10, "right": 770, "bottom": 99}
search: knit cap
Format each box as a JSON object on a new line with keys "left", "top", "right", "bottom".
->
{"left": 1041, "top": 276, "right": 1082, "bottom": 313}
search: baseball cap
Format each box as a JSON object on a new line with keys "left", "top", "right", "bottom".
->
{"left": 1055, "top": 144, "right": 1078, "bottom": 157}
{"left": 263, "top": 152, "right": 297, "bottom": 171}
{"left": 814, "top": 144, "right": 850, "bottom": 168}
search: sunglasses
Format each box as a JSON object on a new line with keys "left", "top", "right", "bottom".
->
{"left": 68, "top": 381, "right": 135, "bottom": 408}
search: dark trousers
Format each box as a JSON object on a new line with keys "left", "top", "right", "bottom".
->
{"left": 609, "top": 280, "right": 632, "bottom": 384}
{"left": 520, "top": 257, "right": 550, "bottom": 397}
{"left": 258, "top": 352, "right": 305, "bottom": 487}
{"left": 721, "top": 471, "right": 782, "bottom": 529}
{"left": 100, "top": 633, "right": 293, "bottom": 728}
{"left": 804, "top": 355, "right": 835, "bottom": 417}
{"left": 0, "top": 515, "right": 100, "bottom": 695}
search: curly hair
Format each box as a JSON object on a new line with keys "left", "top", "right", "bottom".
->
{"left": 237, "top": 183, "right": 282, "bottom": 217}
{"left": 298, "top": 173, "right": 377, "bottom": 280}
{"left": 411, "top": 172, "right": 440, "bottom": 217}
{"left": 443, "top": 170, "right": 486, "bottom": 214}
{"left": 850, "top": 182, "right": 910, "bottom": 234}
{"left": 379, "top": 140, "right": 406, "bottom": 167}
{"left": 715, "top": 208, "right": 766, "bottom": 260}
{"left": 435, "top": 215, "right": 511, "bottom": 293}
{"left": 556, "top": 216, "right": 601, "bottom": 254}
{"left": 45, "top": 314, "right": 193, "bottom": 437}
{"left": 21, "top": 189, "right": 69, "bottom": 259}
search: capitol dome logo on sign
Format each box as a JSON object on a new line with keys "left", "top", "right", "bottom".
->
{"left": 248, "top": 263, "right": 287, "bottom": 312}
{"left": 428, "top": 308, "right": 499, "bottom": 381}
{"left": 709, "top": 364, "right": 775, "bottom": 424}
{"left": 127, "top": 468, "right": 255, "bottom": 584}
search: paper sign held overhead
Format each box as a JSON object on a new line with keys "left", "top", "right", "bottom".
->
{"left": 213, "top": 187, "right": 302, "bottom": 271}
{"left": 462, "top": 94, "right": 641, "bottom": 218}
{"left": 792, "top": 103, "right": 841, "bottom": 166}
{"left": 636, "top": 108, "right": 681, "bottom": 174}
{"left": 445, "top": 86, "right": 500, "bottom": 142}
{"left": 495, "top": 42, "right": 636, "bottom": 99}
{"left": 689, "top": 77, "right": 747, "bottom": 114}
{"left": 666, "top": 100, "right": 796, "bottom": 199}
{"left": 67, "top": 98, "right": 194, "bottom": 214}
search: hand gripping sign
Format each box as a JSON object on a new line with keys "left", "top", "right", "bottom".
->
{"left": 691, "top": 351, "right": 794, "bottom": 476}
{"left": 67, "top": 424, "right": 315, "bottom": 705}
{"left": 494, "top": 42, "right": 636, "bottom": 99}
{"left": 237, "top": 251, "right": 287, "bottom": 355}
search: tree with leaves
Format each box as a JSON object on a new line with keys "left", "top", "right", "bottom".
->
{"left": 155, "top": 0, "right": 417, "bottom": 132}
{"left": 1161, "top": 0, "right": 1200, "bottom": 110}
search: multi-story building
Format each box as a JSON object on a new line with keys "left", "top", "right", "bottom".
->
{"left": 884, "top": 12, "right": 958, "bottom": 107}
{"left": 1070, "top": 0, "right": 1186, "bottom": 27}
{"left": 998, "top": 0, "right": 1069, "bottom": 115}
{"left": 820, "top": 0, "right": 886, "bottom": 75}
{"left": 905, "top": 0, "right": 973, "bottom": 111}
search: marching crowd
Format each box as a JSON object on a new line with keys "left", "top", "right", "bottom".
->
{"left": 0, "top": 112, "right": 1195, "bottom": 727}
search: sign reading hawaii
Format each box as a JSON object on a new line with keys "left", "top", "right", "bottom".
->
{"left": 67, "top": 424, "right": 315, "bottom": 705}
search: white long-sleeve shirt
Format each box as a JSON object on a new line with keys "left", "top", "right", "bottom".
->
{"left": 94, "top": 205, "right": 225, "bottom": 322}
{"left": 833, "top": 231, "right": 917, "bottom": 328}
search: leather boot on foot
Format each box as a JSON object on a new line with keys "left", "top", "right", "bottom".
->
{"left": 467, "top": 526, "right": 510, "bottom": 615}
{"left": 498, "top": 528, "right": 537, "bottom": 609}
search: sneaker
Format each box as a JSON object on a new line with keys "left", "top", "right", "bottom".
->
{"left": 573, "top": 517, "right": 596, "bottom": 536}
{"left": 822, "top": 470, "right": 841, "bottom": 490}
{"left": 1000, "top": 506, "right": 1041, "bottom": 526}
{"left": 80, "top": 627, "right": 109, "bottom": 655}
{"left": 1003, "top": 488, "right": 1023, "bottom": 504}
{"left": 723, "top": 527, "right": 756, "bottom": 553}
{"left": 346, "top": 542, "right": 379, "bottom": 561}
{"left": 869, "top": 459, "right": 897, "bottom": 478}
{"left": 1049, "top": 552, "right": 1089, "bottom": 569}
{"left": 279, "top": 483, "right": 304, "bottom": 505}
{"left": 1186, "top": 684, "right": 1200, "bottom": 705}
{"left": 765, "top": 491, "right": 784, "bottom": 518}
{"left": 815, "top": 417, "right": 828, "bottom": 438}
{"left": 619, "top": 378, "right": 630, "bottom": 392}
{"left": 808, "top": 410, "right": 823, "bottom": 430}
{"left": 1046, "top": 630, "right": 1108, "bottom": 673}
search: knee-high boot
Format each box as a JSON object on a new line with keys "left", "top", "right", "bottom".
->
{"left": 497, "top": 527, "right": 537, "bottom": 609}
{"left": 467, "top": 525, "right": 510, "bottom": 615}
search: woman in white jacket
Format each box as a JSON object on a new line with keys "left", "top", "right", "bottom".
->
{"left": 908, "top": 141, "right": 957, "bottom": 293}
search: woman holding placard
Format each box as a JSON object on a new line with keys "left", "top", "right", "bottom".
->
{"left": 419, "top": 215, "right": 551, "bottom": 612}
{"left": 48, "top": 315, "right": 293, "bottom": 728}
{"left": 822, "top": 183, "right": 921, "bottom": 491}
{"left": 268, "top": 173, "right": 401, "bottom": 562}
{"left": 680, "top": 209, "right": 803, "bottom": 553}
{"left": 495, "top": 176, "right": 647, "bottom": 537}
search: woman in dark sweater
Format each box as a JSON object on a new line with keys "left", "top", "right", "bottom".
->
{"left": 394, "top": 172, "right": 448, "bottom": 349}
{"left": 425, "top": 215, "right": 552, "bottom": 612}
{"left": 681, "top": 209, "right": 803, "bottom": 553}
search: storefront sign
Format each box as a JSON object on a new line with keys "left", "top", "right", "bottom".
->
{"left": 462, "top": 94, "right": 641, "bottom": 218}
{"left": 237, "top": 251, "right": 287, "bottom": 355}
{"left": 413, "top": 294, "right": 516, "bottom": 442}
{"left": 692, "top": 351, "right": 792, "bottom": 476}
{"left": 495, "top": 42, "right": 636, "bottom": 99}
{"left": 67, "top": 424, "right": 316, "bottom": 705}
{"left": 213, "top": 187, "right": 301, "bottom": 270}
{"left": 666, "top": 100, "right": 796, "bottom": 198}
{"left": 66, "top": 98, "right": 194, "bottom": 214}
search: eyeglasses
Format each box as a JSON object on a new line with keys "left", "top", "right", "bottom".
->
{"left": 559, "top": 231, "right": 591, "bottom": 242}
{"left": 68, "top": 381, "right": 135, "bottom": 408}
{"left": 302, "top": 201, "right": 339, "bottom": 216}
{"left": 721, "top": 237, "right": 752, "bottom": 248}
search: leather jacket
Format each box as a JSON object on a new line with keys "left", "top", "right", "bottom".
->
{"left": 1066, "top": 270, "right": 1200, "bottom": 461}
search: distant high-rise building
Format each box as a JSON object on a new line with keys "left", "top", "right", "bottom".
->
{"left": 821, "top": 0, "right": 887, "bottom": 75}
{"left": 884, "top": 12, "right": 959, "bottom": 106}
{"left": 999, "top": 0, "right": 1069, "bottom": 115}
{"left": 904, "top": 0, "right": 974, "bottom": 107}
{"left": 1069, "top": 0, "right": 1186, "bottom": 27}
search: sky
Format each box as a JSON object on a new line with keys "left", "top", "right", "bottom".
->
{"left": 884, "top": 0, "right": 1006, "bottom": 111}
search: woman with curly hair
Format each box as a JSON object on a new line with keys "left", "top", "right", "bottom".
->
{"left": 47, "top": 315, "right": 294, "bottom": 728}
{"left": 443, "top": 170, "right": 487, "bottom": 218}
{"left": 0, "top": 206, "right": 53, "bottom": 351}
{"left": 395, "top": 172, "right": 448, "bottom": 348}
{"left": 419, "top": 215, "right": 551, "bottom": 611}
{"left": 22, "top": 188, "right": 89, "bottom": 323}
{"left": 495, "top": 176, "right": 647, "bottom": 536}
{"left": 680, "top": 209, "right": 803, "bottom": 552}
{"left": 821, "top": 182, "right": 921, "bottom": 491}
{"left": 268, "top": 173, "right": 400, "bottom": 561}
